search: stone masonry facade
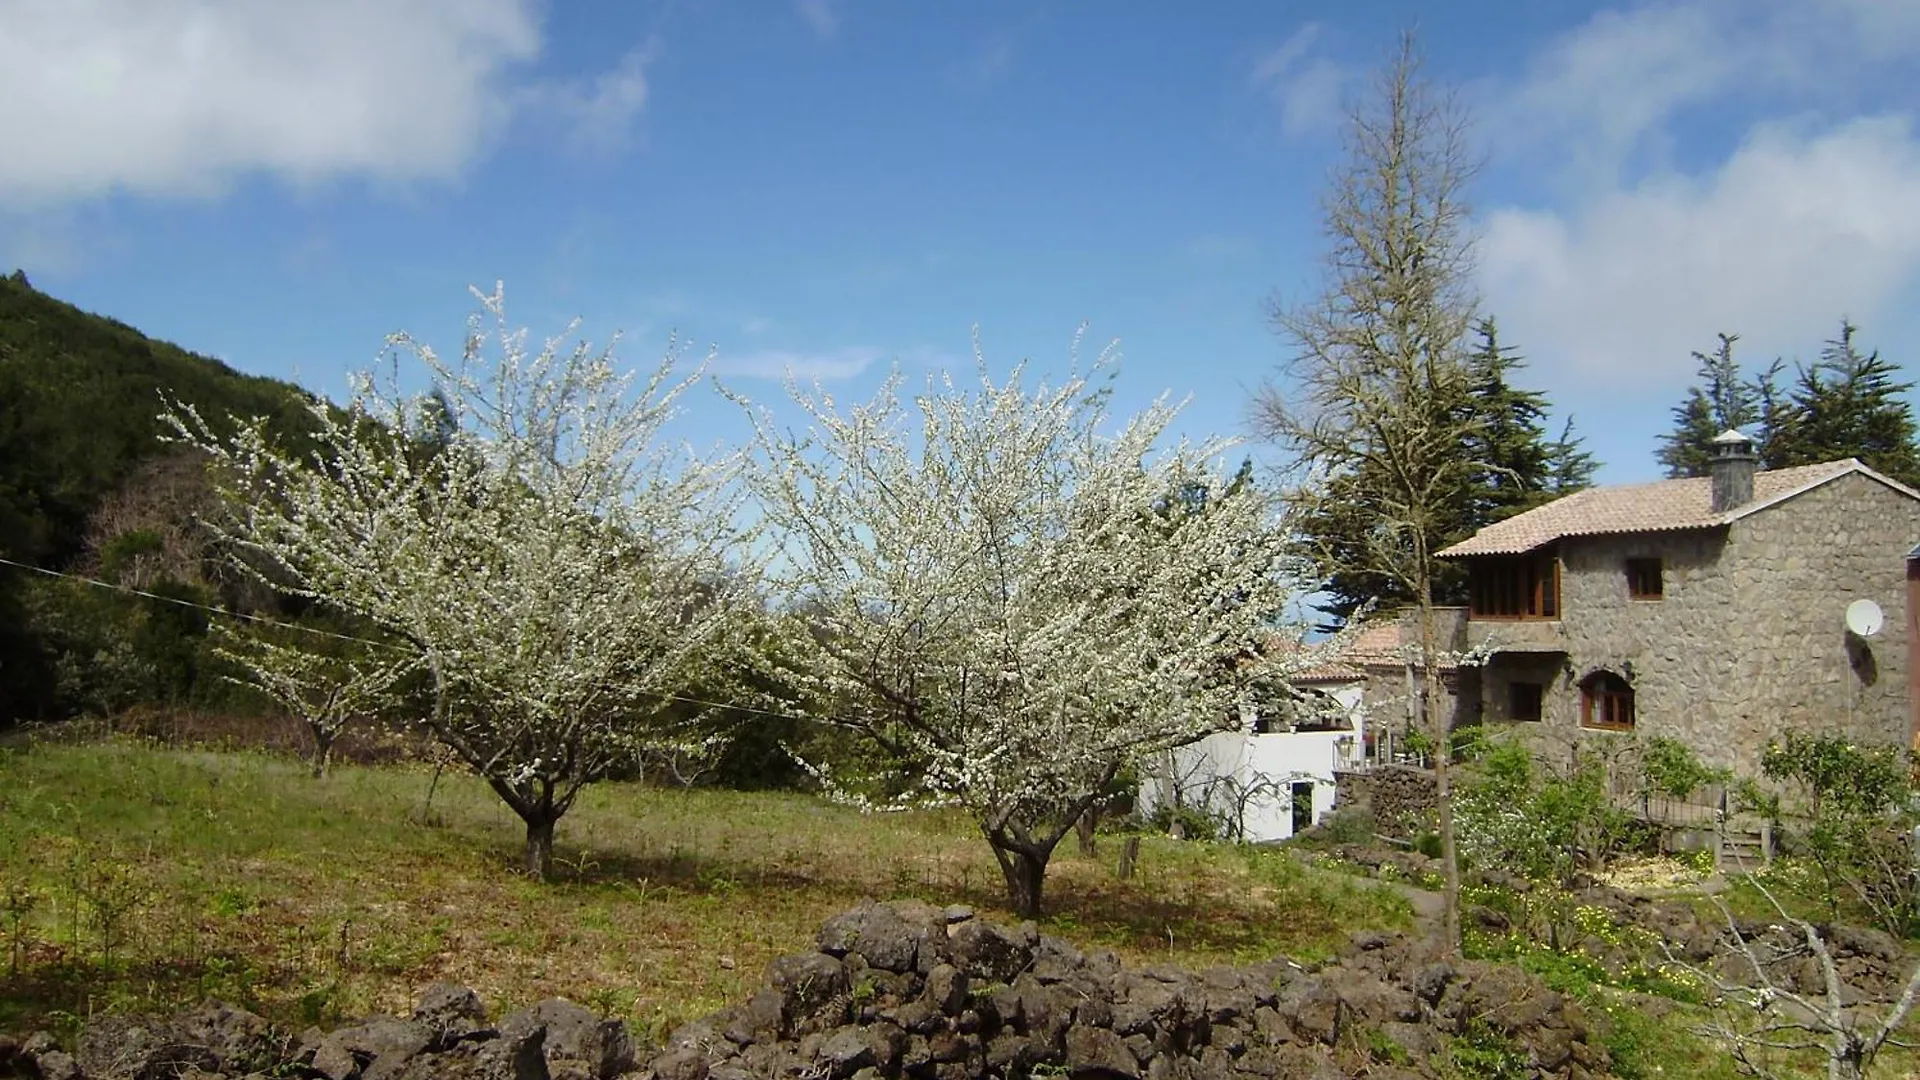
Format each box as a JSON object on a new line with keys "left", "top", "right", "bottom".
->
{"left": 1462, "top": 470, "right": 1920, "bottom": 775}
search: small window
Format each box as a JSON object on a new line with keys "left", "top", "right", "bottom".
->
{"left": 1580, "top": 672, "right": 1635, "bottom": 730}
{"left": 1626, "top": 557, "right": 1663, "bottom": 599}
{"left": 1509, "top": 681, "right": 1544, "bottom": 722}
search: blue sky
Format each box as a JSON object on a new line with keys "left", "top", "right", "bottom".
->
{"left": 3, "top": 0, "right": 1919, "bottom": 484}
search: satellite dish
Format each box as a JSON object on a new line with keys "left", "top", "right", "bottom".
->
{"left": 1846, "top": 599, "right": 1884, "bottom": 638}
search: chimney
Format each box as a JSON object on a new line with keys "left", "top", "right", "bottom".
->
{"left": 1709, "top": 429, "right": 1757, "bottom": 513}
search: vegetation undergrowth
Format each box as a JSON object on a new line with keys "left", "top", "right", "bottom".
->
{"left": 0, "top": 736, "right": 1411, "bottom": 1041}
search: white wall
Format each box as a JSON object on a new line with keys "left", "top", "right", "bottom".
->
{"left": 1139, "top": 683, "right": 1365, "bottom": 842}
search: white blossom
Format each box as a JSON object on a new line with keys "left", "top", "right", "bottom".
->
{"left": 168, "top": 283, "right": 759, "bottom": 876}
{"left": 733, "top": 333, "right": 1332, "bottom": 914}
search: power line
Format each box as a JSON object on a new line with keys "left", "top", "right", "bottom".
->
{"left": 0, "top": 555, "right": 392, "bottom": 649}
{"left": 0, "top": 554, "right": 820, "bottom": 725}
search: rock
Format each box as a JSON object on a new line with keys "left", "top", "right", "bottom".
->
{"left": 414, "top": 983, "right": 494, "bottom": 1046}
{"left": 1413, "top": 961, "right": 1456, "bottom": 1005}
{"left": 1349, "top": 929, "right": 1392, "bottom": 952}
{"left": 769, "top": 952, "right": 851, "bottom": 1032}
{"left": 923, "top": 963, "right": 969, "bottom": 1016}
{"left": 650, "top": 1046, "right": 710, "bottom": 1080}
{"left": 392, "top": 1022, "right": 548, "bottom": 1080}
{"left": 34, "top": 1050, "right": 82, "bottom": 1080}
{"left": 76, "top": 1014, "right": 220, "bottom": 1080}
{"left": 499, "top": 1000, "right": 634, "bottom": 1080}
{"left": 722, "top": 989, "right": 783, "bottom": 1045}
{"left": 1110, "top": 973, "right": 1183, "bottom": 1037}
{"left": 21, "top": 1032, "right": 58, "bottom": 1057}
{"left": 174, "top": 1000, "right": 281, "bottom": 1073}
{"left": 1064, "top": 1024, "right": 1140, "bottom": 1079}
{"left": 1277, "top": 976, "right": 1346, "bottom": 1047}
{"left": 948, "top": 918, "right": 1033, "bottom": 983}
{"left": 817, "top": 1027, "right": 874, "bottom": 1078}
{"left": 310, "top": 1015, "right": 434, "bottom": 1080}
{"left": 817, "top": 902, "right": 928, "bottom": 974}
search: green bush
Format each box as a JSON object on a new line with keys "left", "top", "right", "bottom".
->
{"left": 1455, "top": 736, "right": 1639, "bottom": 886}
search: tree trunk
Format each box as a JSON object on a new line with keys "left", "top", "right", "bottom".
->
{"left": 523, "top": 815, "right": 556, "bottom": 880}
{"left": 985, "top": 825, "right": 1056, "bottom": 918}
{"left": 995, "top": 846, "right": 1048, "bottom": 918}
{"left": 1075, "top": 807, "right": 1098, "bottom": 856}
{"left": 1418, "top": 575, "right": 1463, "bottom": 958}
{"left": 310, "top": 729, "right": 334, "bottom": 779}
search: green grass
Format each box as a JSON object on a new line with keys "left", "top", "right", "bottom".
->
{"left": 0, "top": 737, "right": 1411, "bottom": 1042}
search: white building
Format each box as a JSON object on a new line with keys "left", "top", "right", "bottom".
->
{"left": 1139, "top": 665, "right": 1366, "bottom": 842}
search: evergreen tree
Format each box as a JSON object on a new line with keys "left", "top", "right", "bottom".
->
{"left": 1544, "top": 417, "right": 1598, "bottom": 495}
{"left": 1461, "top": 318, "right": 1555, "bottom": 524}
{"left": 1659, "top": 320, "right": 1920, "bottom": 486}
{"left": 1657, "top": 333, "right": 1763, "bottom": 478}
{"left": 1768, "top": 320, "right": 1920, "bottom": 487}
{"left": 1295, "top": 318, "right": 1598, "bottom": 628}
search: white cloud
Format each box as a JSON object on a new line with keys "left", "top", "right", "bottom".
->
{"left": 711, "top": 347, "right": 885, "bottom": 381}
{"left": 1481, "top": 116, "right": 1920, "bottom": 385}
{"left": 0, "top": 0, "right": 651, "bottom": 208}
{"left": 795, "top": 0, "right": 837, "bottom": 41}
{"left": 1248, "top": 23, "right": 1355, "bottom": 138}
{"left": 1486, "top": 0, "right": 1920, "bottom": 188}
{"left": 1473, "top": 0, "right": 1920, "bottom": 398}
{"left": 518, "top": 42, "right": 654, "bottom": 155}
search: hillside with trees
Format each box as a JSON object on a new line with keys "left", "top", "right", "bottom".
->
{"left": 0, "top": 271, "right": 318, "bottom": 723}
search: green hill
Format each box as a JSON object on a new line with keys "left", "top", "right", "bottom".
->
{"left": 0, "top": 270, "right": 316, "bottom": 566}
{"left": 0, "top": 270, "right": 319, "bottom": 721}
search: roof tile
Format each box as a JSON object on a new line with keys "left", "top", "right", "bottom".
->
{"left": 1436, "top": 459, "right": 1870, "bottom": 558}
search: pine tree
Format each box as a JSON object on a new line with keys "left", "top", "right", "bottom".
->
{"left": 1544, "top": 417, "right": 1598, "bottom": 495}
{"left": 1657, "top": 333, "right": 1762, "bottom": 478}
{"left": 1461, "top": 318, "right": 1558, "bottom": 524}
{"left": 1767, "top": 320, "right": 1920, "bottom": 487}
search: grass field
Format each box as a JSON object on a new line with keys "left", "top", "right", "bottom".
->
{"left": 0, "top": 735, "right": 1412, "bottom": 1044}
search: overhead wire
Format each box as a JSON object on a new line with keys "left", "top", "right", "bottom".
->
{"left": 0, "top": 554, "right": 822, "bottom": 725}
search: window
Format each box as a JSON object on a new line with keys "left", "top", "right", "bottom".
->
{"left": 1580, "top": 672, "right": 1635, "bottom": 730}
{"left": 1626, "top": 557, "right": 1663, "bottom": 599}
{"left": 1508, "top": 681, "right": 1544, "bottom": 722}
{"left": 1468, "top": 555, "right": 1560, "bottom": 619}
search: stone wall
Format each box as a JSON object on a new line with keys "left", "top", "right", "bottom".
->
{"left": 1334, "top": 765, "right": 1438, "bottom": 839}
{"left": 1476, "top": 471, "right": 1920, "bottom": 775}
{"left": 3, "top": 903, "right": 1615, "bottom": 1080}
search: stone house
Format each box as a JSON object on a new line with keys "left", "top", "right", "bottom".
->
{"left": 1427, "top": 431, "right": 1920, "bottom": 775}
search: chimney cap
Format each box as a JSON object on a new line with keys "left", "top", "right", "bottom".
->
{"left": 1712, "top": 428, "right": 1754, "bottom": 448}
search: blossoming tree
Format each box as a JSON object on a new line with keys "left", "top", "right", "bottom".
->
{"left": 737, "top": 338, "right": 1324, "bottom": 916}
{"left": 169, "top": 285, "right": 756, "bottom": 878}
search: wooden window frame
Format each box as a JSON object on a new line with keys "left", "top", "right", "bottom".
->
{"left": 1468, "top": 553, "right": 1561, "bottom": 621}
{"left": 1580, "top": 673, "right": 1635, "bottom": 731}
{"left": 1508, "top": 680, "right": 1544, "bottom": 722}
{"left": 1626, "top": 557, "right": 1664, "bottom": 600}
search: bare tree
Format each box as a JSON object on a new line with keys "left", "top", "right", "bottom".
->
{"left": 1672, "top": 870, "right": 1920, "bottom": 1080}
{"left": 1252, "top": 31, "right": 1483, "bottom": 954}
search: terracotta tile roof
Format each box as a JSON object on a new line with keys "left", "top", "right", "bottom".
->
{"left": 1435, "top": 459, "right": 1912, "bottom": 558}
{"left": 1339, "top": 621, "right": 1408, "bottom": 667}
{"left": 1293, "top": 661, "right": 1365, "bottom": 683}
